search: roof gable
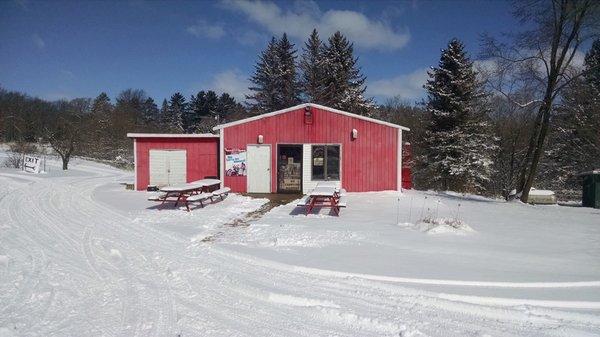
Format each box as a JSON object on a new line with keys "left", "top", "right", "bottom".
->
{"left": 213, "top": 103, "right": 410, "bottom": 131}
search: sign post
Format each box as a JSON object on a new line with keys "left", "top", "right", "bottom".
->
{"left": 23, "top": 155, "right": 42, "bottom": 173}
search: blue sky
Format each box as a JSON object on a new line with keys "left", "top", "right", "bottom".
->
{"left": 0, "top": 0, "right": 516, "bottom": 104}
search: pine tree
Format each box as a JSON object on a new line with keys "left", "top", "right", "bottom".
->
{"left": 320, "top": 31, "right": 372, "bottom": 114}
{"left": 215, "top": 93, "right": 241, "bottom": 122}
{"left": 584, "top": 39, "right": 600, "bottom": 90}
{"left": 418, "top": 39, "right": 496, "bottom": 193}
{"left": 187, "top": 91, "right": 204, "bottom": 132}
{"left": 165, "top": 93, "right": 185, "bottom": 132}
{"left": 187, "top": 90, "right": 218, "bottom": 132}
{"left": 300, "top": 29, "right": 325, "bottom": 103}
{"left": 159, "top": 99, "right": 169, "bottom": 127}
{"left": 90, "top": 92, "right": 113, "bottom": 158}
{"left": 141, "top": 97, "right": 159, "bottom": 125}
{"left": 276, "top": 33, "right": 300, "bottom": 107}
{"left": 247, "top": 37, "right": 280, "bottom": 113}
{"left": 247, "top": 34, "right": 300, "bottom": 113}
{"left": 90, "top": 92, "right": 112, "bottom": 130}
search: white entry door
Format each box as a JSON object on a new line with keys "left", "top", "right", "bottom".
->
{"left": 149, "top": 150, "right": 187, "bottom": 187}
{"left": 246, "top": 145, "right": 271, "bottom": 193}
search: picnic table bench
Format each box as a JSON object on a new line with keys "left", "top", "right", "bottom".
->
{"left": 297, "top": 184, "right": 347, "bottom": 215}
{"left": 148, "top": 179, "right": 226, "bottom": 211}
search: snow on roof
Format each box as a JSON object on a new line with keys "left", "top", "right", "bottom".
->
{"left": 126, "top": 133, "right": 219, "bottom": 138}
{"left": 212, "top": 103, "right": 410, "bottom": 131}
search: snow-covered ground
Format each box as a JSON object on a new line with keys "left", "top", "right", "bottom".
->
{"left": 1, "top": 155, "right": 599, "bottom": 336}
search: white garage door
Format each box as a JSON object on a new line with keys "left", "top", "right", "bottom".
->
{"left": 149, "top": 150, "right": 187, "bottom": 187}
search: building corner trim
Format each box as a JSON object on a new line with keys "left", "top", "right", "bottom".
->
{"left": 397, "top": 129, "right": 402, "bottom": 192}
{"left": 219, "top": 129, "right": 225, "bottom": 188}
{"left": 133, "top": 138, "right": 138, "bottom": 190}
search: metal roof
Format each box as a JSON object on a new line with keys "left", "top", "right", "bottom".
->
{"left": 212, "top": 103, "right": 410, "bottom": 131}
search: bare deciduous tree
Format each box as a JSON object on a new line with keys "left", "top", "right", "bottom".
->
{"left": 45, "top": 99, "right": 90, "bottom": 170}
{"left": 482, "top": 0, "right": 599, "bottom": 202}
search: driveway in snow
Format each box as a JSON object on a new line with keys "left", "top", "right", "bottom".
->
{"left": 1, "top": 157, "right": 599, "bottom": 337}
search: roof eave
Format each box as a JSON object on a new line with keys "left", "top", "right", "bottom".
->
{"left": 212, "top": 103, "right": 410, "bottom": 131}
{"left": 126, "top": 133, "right": 219, "bottom": 138}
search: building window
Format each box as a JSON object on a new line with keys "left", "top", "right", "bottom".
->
{"left": 311, "top": 145, "right": 340, "bottom": 180}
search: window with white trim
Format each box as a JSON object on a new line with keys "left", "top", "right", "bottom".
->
{"left": 311, "top": 145, "right": 340, "bottom": 180}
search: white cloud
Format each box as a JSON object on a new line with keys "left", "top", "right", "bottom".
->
{"left": 207, "top": 69, "right": 250, "bottom": 102}
{"left": 186, "top": 20, "right": 226, "bottom": 39}
{"left": 367, "top": 67, "right": 429, "bottom": 101}
{"left": 222, "top": 0, "right": 410, "bottom": 50}
{"left": 235, "top": 29, "right": 267, "bottom": 46}
{"left": 32, "top": 34, "right": 45, "bottom": 49}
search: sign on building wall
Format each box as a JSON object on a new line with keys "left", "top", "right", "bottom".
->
{"left": 24, "top": 155, "right": 42, "bottom": 173}
{"left": 225, "top": 149, "right": 246, "bottom": 176}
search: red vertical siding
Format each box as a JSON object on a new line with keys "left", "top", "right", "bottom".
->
{"left": 135, "top": 137, "right": 219, "bottom": 190}
{"left": 222, "top": 107, "right": 398, "bottom": 193}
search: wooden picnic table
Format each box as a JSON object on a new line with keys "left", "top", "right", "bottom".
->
{"left": 304, "top": 186, "right": 345, "bottom": 215}
{"left": 154, "top": 179, "right": 221, "bottom": 210}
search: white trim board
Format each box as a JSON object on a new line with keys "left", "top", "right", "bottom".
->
{"left": 127, "top": 133, "right": 219, "bottom": 138}
{"left": 212, "top": 103, "right": 410, "bottom": 131}
{"left": 397, "top": 129, "right": 402, "bottom": 192}
{"left": 133, "top": 138, "right": 138, "bottom": 190}
{"left": 219, "top": 129, "right": 225, "bottom": 188}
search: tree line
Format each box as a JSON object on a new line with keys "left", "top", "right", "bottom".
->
{"left": 0, "top": 88, "right": 246, "bottom": 169}
{"left": 0, "top": 0, "right": 598, "bottom": 202}
{"left": 247, "top": 30, "right": 371, "bottom": 115}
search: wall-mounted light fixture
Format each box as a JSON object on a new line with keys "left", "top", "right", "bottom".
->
{"left": 304, "top": 105, "right": 313, "bottom": 125}
{"left": 351, "top": 128, "right": 358, "bottom": 140}
{"left": 257, "top": 134, "right": 264, "bottom": 144}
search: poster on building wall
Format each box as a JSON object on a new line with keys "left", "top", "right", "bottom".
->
{"left": 225, "top": 149, "right": 247, "bottom": 176}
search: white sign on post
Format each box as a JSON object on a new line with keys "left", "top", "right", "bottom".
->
{"left": 23, "top": 155, "right": 42, "bottom": 173}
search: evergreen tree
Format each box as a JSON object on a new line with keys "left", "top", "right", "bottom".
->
{"left": 89, "top": 92, "right": 113, "bottom": 157}
{"left": 159, "top": 99, "right": 169, "bottom": 127}
{"left": 187, "top": 90, "right": 218, "bottom": 132}
{"left": 165, "top": 92, "right": 185, "bottom": 132}
{"left": 320, "top": 31, "right": 372, "bottom": 114}
{"left": 141, "top": 97, "right": 159, "bottom": 125}
{"left": 300, "top": 29, "right": 325, "bottom": 103}
{"left": 584, "top": 38, "right": 600, "bottom": 90}
{"left": 215, "top": 93, "right": 241, "bottom": 122}
{"left": 186, "top": 92, "right": 203, "bottom": 132}
{"left": 203, "top": 90, "right": 219, "bottom": 117}
{"left": 247, "top": 34, "right": 300, "bottom": 113}
{"left": 276, "top": 33, "right": 300, "bottom": 107}
{"left": 418, "top": 39, "right": 496, "bottom": 193}
{"left": 91, "top": 92, "right": 112, "bottom": 116}
{"left": 247, "top": 37, "right": 280, "bottom": 113}
{"left": 90, "top": 92, "right": 112, "bottom": 132}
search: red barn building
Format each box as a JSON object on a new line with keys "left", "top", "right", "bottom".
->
{"left": 127, "top": 133, "right": 219, "bottom": 191}
{"left": 129, "top": 104, "right": 410, "bottom": 193}
{"left": 217, "top": 104, "right": 408, "bottom": 193}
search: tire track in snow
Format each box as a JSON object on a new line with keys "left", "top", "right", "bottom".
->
{"left": 208, "top": 246, "right": 600, "bottom": 328}
{"left": 2, "top": 164, "right": 600, "bottom": 337}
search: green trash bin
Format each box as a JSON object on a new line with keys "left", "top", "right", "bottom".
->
{"left": 581, "top": 170, "right": 600, "bottom": 209}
